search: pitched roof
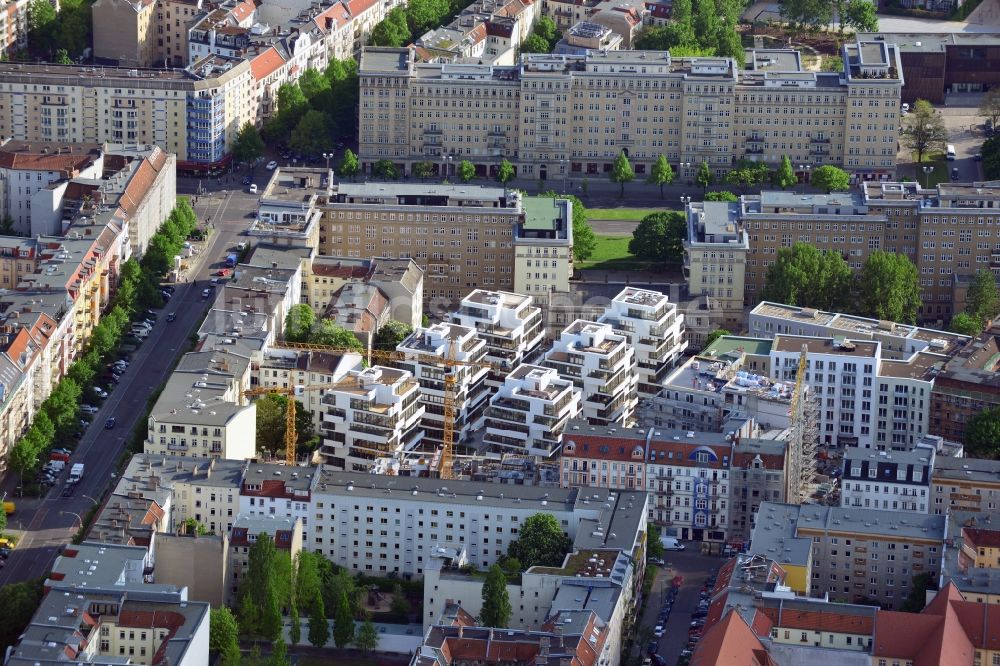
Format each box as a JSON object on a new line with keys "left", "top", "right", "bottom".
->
{"left": 346, "top": 0, "right": 378, "bottom": 15}
{"left": 690, "top": 610, "right": 775, "bottom": 666}
{"left": 964, "top": 527, "right": 1000, "bottom": 549}
{"left": 0, "top": 142, "right": 102, "bottom": 174}
{"left": 872, "top": 584, "right": 976, "bottom": 666}
{"left": 250, "top": 46, "right": 285, "bottom": 80}
{"left": 314, "top": 1, "right": 352, "bottom": 31}
{"left": 761, "top": 606, "right": 875, "bottom": 635}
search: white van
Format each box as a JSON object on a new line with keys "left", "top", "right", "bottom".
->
{"left": 130, "top": 327, "right": 149, "bottom": 339}
{"left": 947, "top": 144, "right": 957, "bottom": 160}
{"left": 661, "top": 536, "right": 685, "bottom": 551}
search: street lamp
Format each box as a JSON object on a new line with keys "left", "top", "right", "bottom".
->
{"left": 679, "top": 162, "right": 691, "bottom": 181}
{"left": 61, "top": 510, "right": 83, "bottom": 529}
{"left": 322, "top": 152, "right": 334, "bottom": 172}
{"left": 922, "top": 165, "right": 935, "bottom": 189}
{"left": 559, "top": 159, "right": 567, "bottom": 193}
{"left": 798, "top": 164, "right": 811, "bottom": 193}
{"left": 82, "top": 494, "right": 100, "bottom": 507}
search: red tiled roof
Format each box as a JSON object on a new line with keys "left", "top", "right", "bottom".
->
{"left": 964, "top": 527, "right": 1000, "bottom": 549}
{"left": 311, "top": 262, "right": 372, "bottom": 279}
{"left": 347, "top": 0, "right": 378, "bottom": 15}
{"left": 761, "top": 606, "right": 875, "bottom": 635}
{"left": 0, "top": 142, "right": 101, "bottom": 175}
{"left": 748, "top": 608, "right": 773, "bottom": 638}
{"left": 250, "top": 46, "right": 285, "bottom": 80}
{"left": 314, "top": 1, "right": 352, "bottom": 31}
{"left": 691, "top": 609, "right": 775, "bottom": 666}
{"left": 229, "top": 0, "right": 255, "bottom": 22}
{"left": 872, "top": 584, "right": 976, "bottom": 666}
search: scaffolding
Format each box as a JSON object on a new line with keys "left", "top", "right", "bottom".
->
{"left": 787, "top": 343, "right": 820, "bottom": 503}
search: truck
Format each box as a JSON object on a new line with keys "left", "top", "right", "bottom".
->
{"left": 224, "top": 253, "right": 238, "bottom": 268}
{"left": 69, "top": 463, "right": 84, "bottom": 484}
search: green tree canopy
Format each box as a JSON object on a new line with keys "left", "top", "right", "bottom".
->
{"left": 413, "top": 161, "right": 435, "bottom": 180}
{"left": 980, "top": 88, "right": 1000, "bottom": 131}
{"left": 338, "top": 149, "right": 360, "bottom": 180}
{"left": 856, "top": 251, "right": 922, "bottom": 324}
{"left": 773, "top": 156, "right": 797, "bottom": 190}
{"left": 507, "top": 513, "right": 573, "bottom": 569}
{"left": 901, "top": 572, "right": 938, "bottom": 613}
{"left": 634, "top": 23, "right": 694, "bottom": 51}
{"left": 233, "top": 122, "right": 265, "bottom": 165}
{"left": 704, "top": 328, "right": 731, "bottom": 348}
{"left": 255, "top": 394, "right": 316, "bottom": 459}
{"left": 373, "top": 320, "right": 413, "bottom": 349}
{"left": 0, "top": 579, "right": 44, "bottom": 654}
{"left": 810, "top": 165, "right": 851, "bottom": 193}
{"left": 695, "top": 160, "right": 714, "bottom": 192}
{"left": 497, "top": 159, "right": 515, "bottom": 184}
{"left": 290, "top": 110, "right": 331, "bottom": 158}
{"left": 520, "top": 33, "right": 550, "bottom": 53}
{"left": 238, "top": 533, "right": 283, "bottom": 640}
{"left": 949, "top": 312, "right": 981, "bottom": 337}
{"left": 610, "top": 152, "right": 634, "bottom": 197}
{"left": 480, "top": 564, "right": 512, "bottom": 627}
{"left": 966, "top": 269, "right": 999, "bottom": 327}
{"left": 458, "top": 160, "right": 476, "bottom": 183}
{"left": 312, "top": 321, "right": 364, "bottom": 350}
{"left": 704, "top": 191, "right": 738, "bottom": 202}
{"left": 332, "top": 588, "right": 354, "bottom": 647}
{"left": 967, "top": 407, "right": 1000, "bottom": 458}
{"left": 285, "top": 303, "right": 316, "bottom": 342}
{"left": 373, "top": 159, "right": 399, "bottom": 180}
{"left": 534, "top": 15, "right": 559, "bottom": 43}
{"left": 646, "top": 525, "right": 665, "bottom": 559}
{"left": 355, "top": 618, "right": 379, "bottom": 652}
{"left": 628, "top": 211, "right": 686, "bottom": 266}
{"left": 558, "top": 194, "right": 595, "bottom": 262}
{"left": 647, "top": 155, "right": 675, "bottom": 198}
{"left": 370, "top": 7, "right": 410, "bottom": 46}
{"left": 725, "top": 160, "right": 770, "bottom": 193}
{"left": 779, "top": 0, "right": 832, "bottom": 29}
{"left": 209, "top": 608, "right": 241, "bottom": 666}
{"left": 842, "top": 0, "right": 879, "bottom": 31}
{"left": 903, "top": 100, "right": 948, "bottom": 163}
{"left": 761, "top": 243, "right": 853, "bottom": 311}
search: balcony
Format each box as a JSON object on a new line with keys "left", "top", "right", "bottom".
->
{"left": 810, "top": 136, "right": 831, "bottom": 144}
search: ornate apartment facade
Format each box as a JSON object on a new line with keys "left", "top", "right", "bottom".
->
{"left": 358, "top": 40, "right": 902, "bottom": 182}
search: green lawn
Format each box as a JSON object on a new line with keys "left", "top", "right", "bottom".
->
{"left": 578, "top": 235, "right": 653, "bottom": 271}
{"left": 586, "top": 207, "right": 660, "bottom": 221}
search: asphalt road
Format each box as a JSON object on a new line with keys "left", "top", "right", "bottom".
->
{"left": 639, "top": 548, "right": 720, "bottom": 665}
{"left": 0, "top": 178, "right": 257, "bottom": 585}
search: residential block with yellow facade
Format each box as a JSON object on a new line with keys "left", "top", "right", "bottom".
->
{"left": 358, "top": 39, "right": 902, "bottom": 182}
{"left": 749, "top": 502, "right": 947, "bottom": 609}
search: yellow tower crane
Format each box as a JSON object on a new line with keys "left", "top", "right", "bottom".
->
{"left": 270, "top": 340, "right": 504, "bottom": 479}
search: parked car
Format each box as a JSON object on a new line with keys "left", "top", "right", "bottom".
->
{"left": 105, "top": 417, "right": 117, "bottom": 429}
{"left": 647, "top": 641, "right": 657, "bottom": 655}
{"left": 654, "top": 626, "right": 665, "bottom": 638}
{"left": 249, "top": 184, "right": 258, "bottom": 194}
{"left": 93, "top": 387, "right": 108, "bottom": 399}
{"left": 61, "top": 485, "right": 75, "bottom": 497}
{"left": 160, "top": 285, "right": 175, "bottom": 294}
{"left": 266, "top": 160, "right": 278, "bottom": 170}
{"left": 649, "top": 556, "right": 664, "bottom": 566}
{"left": 952, "top": 167, "right": 960, "bottom": 181}
{"left": 80, "top": 405, "right": 99, "bottom": 414}
{"left": 144, "top": 310, "right": 158, "bottom": 320}
{"left": 202, "top": 288, "right": 211, "bottom": 298}
{"left": 242, "top": 176, "right": 252, "bottom": 186}
{"left": 166, "top": 313, "right": 177, "bottom": 322}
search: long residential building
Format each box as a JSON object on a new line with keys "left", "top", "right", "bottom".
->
{"left": 688, "top": 181, "right": 1000, "bottom": 326}
{"left": 358, "top": 40, "right": 903, "bottom": 181}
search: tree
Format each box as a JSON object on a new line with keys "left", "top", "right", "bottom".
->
{"left": 413, "top": 161, "right": 435, "bottom": 180}
{"left": 520, "top": 33, "right": 550, "bottom": 54}
{"left": 903, "top": 100, "right": 948, "bottom": 163}
{"left": 369, "top": 7, "right": 410, "bottom": 46}
{"left": 269, "top": 638, "right": 289, "bottom": 666}
{"left": 27, "top": 0, "right": 56, "bottom": 47}
{"left": 374, "top": 320, "right": 413, "bottom": 349}
{"left": 534, "top": 16, "right": 558, "bottom": 44}
{"left": 695, "top": 161, "right": 714, "bottom": 193}
{"left": 966, "top": 269, "right": 999, "bottom": 327}
{"left": 274, "top": 83, "right": 309, "bottom": 136}
{"left": 338, "top": 150, "right": 360, "bottom": 180}
{"left": 355, "top": 618, "right": 379, "bottom": 652}
{"left": 950, "top": 312, "right": 981, "bottom": 337}
{"left": 0, "top": 579, "right": 44, "bottom": 654}
{"left": 373, "top": 159, "right": 399, "bottom": 180}
{"left": 54, "top": 48, "right": 72, "bottom": 64}
{"left": 714, "top": 24, "right": 745, "bottom": 68}
{"left": 458, "top": 160, "right": 476, "bottom": 183}
{"left": 232, "top": 122, "right": 265, "bottom": 166}
{"left": 312, "top": 320, "right": 364, "bottom": 350}
{"left": 559, "top": 194, "right": 595, "bottom": 262}
{"left": 0, "top": 214, "right": 15, "bottom": 235}
{"left": 725, "top": 160, "right": 770, "bottom": 194}
{"left": 210, "top": 608, "right": 242, "bottom": 666}
{"left": 309, "top": 599, "right": 330, "bottom": 647}
{"left": 183, "top": 517, "right": 210, "bottom": 535}
{"left": 842, "top": 0, "right": 878, "bottom": 31}
{"left": 761, "top": 243, "right": 854, "bottom": 311}
{"left": 901, "top": 572, "right": 938, "bottom": 612}
{"left": 692, "top": 0, "right": 719, "bottom": 49}
{"left": 284, "top": 304, "right": 315, "bottom": 343}
{"left": 238, "top": 534, "right": 283, "bottom": 640}
{"left": 289, "top": 606, "right": 301, "bottom": 647}
{"left": 980, "top": 88, "right": 1000, "bottom": 131}
{"left": 966, "top": 406, "right": 1000, "bottom": 458}
{"left": 497, "top": 159, "right": 515, "bottom": 184}
{"left": 646, "top": 525, "right": 665, "bottom": 559}
{"left": 629, "top": 212, "right": 686, "bottom": 267}
{"left": 702, "top": 191, "right": 737, "bottom": 203}
{"left": 779, "top": 0, "right": 832, "bottom": 30}
{"left": 634, "top": 24, "right": 694, "bottom": 51}
{"left": 610, "top": 152, "right": 634, "bottom": 197}
{"left": 810, "top": 165, "right": 851, "bottom": 193}
{"left": 332, "top": 588, "right": 354, "bottom": 647}
{"left": 290, "top": 110, "right": 331, "bottom": 158}
{"left": 772, "top": 156, "right": 797, "bottom": 190}
{"left": 390, "top": 583, "right": 411, "bottom": 620}
{"left": 704, "top": 328, "right": 731, "bottom": 348}
{"left": 647, "top": 155, "right": 675, "bottom": 198}
{"left": 506, "top": 513, "right": 573, "bottom": 569}
{"left": 856, "top": 251, "right": 922, "bottom": 324}
{"left": 479, "top": 564, "right": 512, "bottom": 627}
{"left": 298, "top": 68, "right": 331, "bottom": 102}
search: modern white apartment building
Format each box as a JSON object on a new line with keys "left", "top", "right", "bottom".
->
{"left": 450, "top": 289, "right": 544, "bottom": 388}
{"left": 544, "top": 320, "right": 637, "bottom": 427}
{"left": 307, "top": 467, "right": 646, "bottom": 578}
{"left": 396, "top": 323, "right": 491, "bottom": 449}
{"left": 317, "top": 365, "right": 424, "bottom": 471}
{"left": 840, "top": 445, "right": 934, "bottom": 514}
{"left": 597, "top": 287, "right": 687, "bottom": 395}
{"left": 482, "top": 364, "right": 581, "bottom": 457}
{"left": 358, "top": 40, "right": 903, "bottom": 182}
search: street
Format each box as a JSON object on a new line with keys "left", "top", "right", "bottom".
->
{"left": 638, "top": 548, "right": 721, "bottom": 665}
{"left": 0, "top": 177, "right": 260, "bottom": 586}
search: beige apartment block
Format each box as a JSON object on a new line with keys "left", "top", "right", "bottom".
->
{"left": 91, "top": 0, "right": 158, "bottom": 68}
{"left": 358, "top": 40, "right": 902, "bottom": 183}
{"left": 155, "top": 0, "right": 205, "bottom": 67}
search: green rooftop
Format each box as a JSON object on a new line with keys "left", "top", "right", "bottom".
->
{"left": 702, "top": 336, "right": 773, "bottom": 358}
{"left": 522, "top": 196, "right": 564, "bottom": 231}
